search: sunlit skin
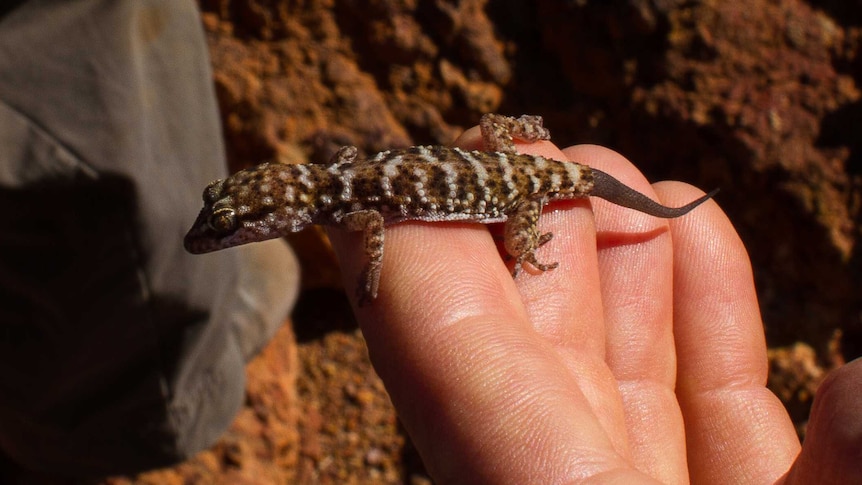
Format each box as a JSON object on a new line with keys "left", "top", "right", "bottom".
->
{"left": 327, "top": 124, "right": 862, "bottom": 484}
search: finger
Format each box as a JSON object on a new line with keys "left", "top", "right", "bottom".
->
{"left": 453, "top": 128, "right": 604, "bottom": 348}
{"left": 783, "top": 357, "right": 862, "bottom": 484}
{"left": 563, "top": 145, "right": 687, "bottom": 483}
{"left": 455, "top": 130, "right": 631, "bottom": 457}
{"left": 453, "top": 128, "right": 608, "bottom": 354}
{"left": 661, "top": 183, "right": 800, "bottom": 483}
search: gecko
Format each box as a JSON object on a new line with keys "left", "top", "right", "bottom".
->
{"left": 185, "top": 114, "right": 718, "bottom": 306}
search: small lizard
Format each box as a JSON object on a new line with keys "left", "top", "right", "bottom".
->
{"left": 185, "top": 114, "right": 717, "bottom": 305}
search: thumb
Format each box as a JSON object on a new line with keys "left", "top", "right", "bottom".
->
{"left": 783, "top": 357, "right": 862, "bottom": 484}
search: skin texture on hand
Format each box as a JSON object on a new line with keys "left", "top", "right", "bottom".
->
{"left": 328, "top": 125, "right": 861, "bottom": 484}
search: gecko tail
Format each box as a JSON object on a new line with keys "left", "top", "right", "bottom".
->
{"left": 590, "top": 168, "right": 719, "bottom": 218}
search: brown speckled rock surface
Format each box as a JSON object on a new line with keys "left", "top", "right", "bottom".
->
{"left": 87, "top": 0, "right": 862, "bottom": 482}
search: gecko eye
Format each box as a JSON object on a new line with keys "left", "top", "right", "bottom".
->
{"left": 208, "top": 207, "right": 238, "bottom": 234}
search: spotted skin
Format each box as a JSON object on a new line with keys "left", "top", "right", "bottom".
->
{"left": 185, "top": 114, "right": 717, "bottom": 305}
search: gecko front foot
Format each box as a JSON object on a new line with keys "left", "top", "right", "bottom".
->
{"left": 341, "top": 210, "right": 386, "bottom": 307}
{"left": 356, "top": 264, "right": 380, "bottom": 307}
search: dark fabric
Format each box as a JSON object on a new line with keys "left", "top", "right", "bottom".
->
{"left": 0, "top": 1, "right": 26, "bottom": 19}
{"left": 0, "top": 0, "right": 247, "bottom": 476}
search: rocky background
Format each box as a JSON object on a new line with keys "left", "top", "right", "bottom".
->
{"left": 105, "top": 0, "right": 859, "bottom": 483}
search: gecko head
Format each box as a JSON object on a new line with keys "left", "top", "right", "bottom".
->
{"left": 185, "top": 162, "right": 322, "bottom": 254}
{"left": 184, "top": 171, "right": 285, "bottom": 254}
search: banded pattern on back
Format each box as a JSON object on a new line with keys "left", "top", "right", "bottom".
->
{"left": 326, "top": 146, "right": 595, "bottom": 224}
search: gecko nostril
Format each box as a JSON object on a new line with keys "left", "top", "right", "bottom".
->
{"left": 208, "top": 207, "right": 238, "bottom": 234}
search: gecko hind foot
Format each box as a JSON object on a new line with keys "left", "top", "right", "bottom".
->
{"left": 479, "top": 113, "right": 551, "bottom": 152}
{"left": 512, "top": 253, "right": 559, "bottom": 278}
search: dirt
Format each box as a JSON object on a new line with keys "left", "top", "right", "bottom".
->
{"left": 101, "top": 0, "right": 862, "bottom": 482}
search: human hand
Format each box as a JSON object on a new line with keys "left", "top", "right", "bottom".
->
{"left": 328, "top": 126, "right": 862, "bottom": 484}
